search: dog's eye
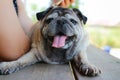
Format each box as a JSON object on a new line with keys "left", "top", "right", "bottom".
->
{"left": 46, "top": 18, "right": 54, "bottom": 24}
{"left": 70, "top": 19, "right": 77, "bottom": 25}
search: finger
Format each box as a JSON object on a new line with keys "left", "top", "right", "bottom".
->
{"left": 64, "top": 0, "right": 70, "bottom": 7}
{"left": 53, "top": 0, "right": 63, "bottom": 5}
{"left": 53, "top": 0, "right": 56, "bottom": 3}
{"left": 70, "top": 0, "right": 75, "bottom": 3}
{"left": 59, "top": 1, "right": 66, "bottom": 7}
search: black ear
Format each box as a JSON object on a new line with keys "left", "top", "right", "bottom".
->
{"left": 36, "top": 7, "right": 53, "bottom": 20}
{"left": 73, "top": 8, "right": 87, "bottom": 24}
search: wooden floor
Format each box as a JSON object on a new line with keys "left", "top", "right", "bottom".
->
{"left": 0, "top": 45, "right": 120, "bottom": 80}
{"left": 0, "top": 63, "right": 74, "bottom": 80}
{"left": 74, "top": 45, "right": 120, "bottom": 80}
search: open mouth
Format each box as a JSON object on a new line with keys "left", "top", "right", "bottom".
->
{"left": 48, "top": 35, "right": 74, "bottom": 48}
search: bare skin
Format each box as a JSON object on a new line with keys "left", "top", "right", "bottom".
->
{"left": 53, "top": 0, "right": 75, "bottom": 7}
{"left": 0, "top": 0, "right": 74, "bottom": 61}
{"left": 0, "top": 0, "right": 33, "bottom": 61}
{"left": 59, "top": 0, "right": 75, "bottom": 7}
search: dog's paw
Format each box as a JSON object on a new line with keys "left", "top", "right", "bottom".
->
{"left": 0, "top": 67, "right": 18, "bottom": 75}
{"left": 0, "top": 62, "right": 19, "bottom": 75}
{"left": 78, "top": 64, "right": 101, "bottom": 76}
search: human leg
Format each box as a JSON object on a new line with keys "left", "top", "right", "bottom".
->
{"left": 0, "top": 0, "right": 32, "bottom": 61}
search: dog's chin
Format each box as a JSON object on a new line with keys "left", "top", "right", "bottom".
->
{"left": 47, "top": 35, "right": 75, "bottom": 49}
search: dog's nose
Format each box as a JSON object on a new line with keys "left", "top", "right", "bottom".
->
{"left": 57, "top": 20, "right": 65, "bottom": 25}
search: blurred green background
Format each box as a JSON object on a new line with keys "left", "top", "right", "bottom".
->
{"left": 87, "top": 26, "right": 120, "bottom": 48}
{"left": 24, "top": 0, "right": 120, "bottom": 49}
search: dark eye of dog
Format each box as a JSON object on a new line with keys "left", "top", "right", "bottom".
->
{"left": 46, "top": 18, "right": 54, "bottom": 24}
{"left": 70, "top": 19, "right": 77, "bottom": 25}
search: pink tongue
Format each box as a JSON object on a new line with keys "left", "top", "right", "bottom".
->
{"left": 52, "top": 36, "right": 67, "bottom": 48}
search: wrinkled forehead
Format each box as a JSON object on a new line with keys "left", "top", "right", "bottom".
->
{"left": 47, "top": 7, "right": 75, "bottom": 19}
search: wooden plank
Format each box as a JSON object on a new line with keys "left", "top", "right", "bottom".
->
{"left": 72, "top": 45, "right": 120, "bottom": 80}
{"left": 0, "top": 45, "right": 120, "bottom": 80}
{"left": 0, "top": 63, "right": 74, "bottom": 80}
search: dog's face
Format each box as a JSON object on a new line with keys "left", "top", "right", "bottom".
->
{"left": 36, "top": 7, "right": 87, "bottom": 49}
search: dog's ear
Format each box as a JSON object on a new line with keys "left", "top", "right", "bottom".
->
{"left": 36, "top": 7, "right": 53, "bottom": 21}
{"left": 73, "top": 8, "right": 87, "bottom": 24}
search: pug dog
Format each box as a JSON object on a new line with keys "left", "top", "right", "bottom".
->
{"left": 0, "top": 6, "right": 101, "bottom": 76}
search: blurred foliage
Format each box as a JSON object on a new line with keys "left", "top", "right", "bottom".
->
{"left": 30, "top": 3, "right": 46, "bottom": 23}
{"left": 29, "top": 0, "right": 120, "bottom": 49}
{"left": 87, "top": 26, "right": 120, "bottom": 48}
{"left": 29, "top": 1, "right": 120, "bottom": 48}
{"left": 69, "top": 0, "right": 80, "bottom": 8}
{"left": 30, "top": 0, "right": 80, "bottom": 22}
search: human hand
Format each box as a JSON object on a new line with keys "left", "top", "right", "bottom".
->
{"left": 53, "top": 0, "right": 75, "bottom": 8}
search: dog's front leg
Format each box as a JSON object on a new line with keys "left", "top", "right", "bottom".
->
{"left": 0, "top": 48, "right": 40, "bottom": 75}
{"left": 73, "top": 50, "right": 101, "bottom": 76}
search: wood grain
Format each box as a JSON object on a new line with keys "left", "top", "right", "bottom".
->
{"left": 72, "top": 45, "right": 120, "bottom": 80}
{"left": 0, "top": 45, "right": 120, "bottom": 80}
{"left": 0, "top": 63, "right": 74, "bottom": 80}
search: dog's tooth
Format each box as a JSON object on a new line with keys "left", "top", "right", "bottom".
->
{"left": 85, "top": 68, "right": 89, "bottom": 75}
